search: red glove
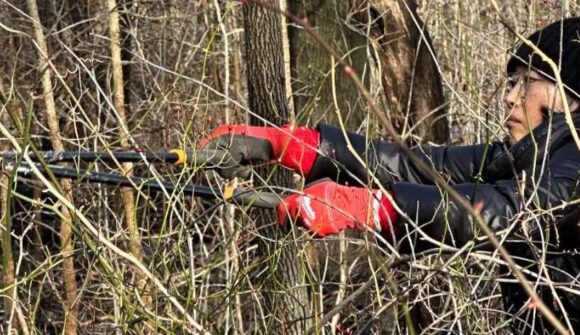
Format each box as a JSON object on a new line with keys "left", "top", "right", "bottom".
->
{"left": 199, "top": 124, "right": 319, "bottom": 176}
{"left": 277, "top": 181, "right": 398, "bottom": 237}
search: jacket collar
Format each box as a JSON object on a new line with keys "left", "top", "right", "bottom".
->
{"left": 487, "top": 113, "right": 580, "bottom": 178}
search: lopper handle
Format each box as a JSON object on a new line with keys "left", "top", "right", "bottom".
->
{"left": 229, "top": 188, "right": 282, "bottom": 209}
{"left": 1, "top": 158, "right": 283, "bottom": 209}
{"left": 174, "top": 149, "right": 241, "bottom": 168}
{"left": 0, "top": 149, "right": 239, "bottom": 169}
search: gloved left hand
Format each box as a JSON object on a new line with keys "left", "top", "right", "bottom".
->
{"left": 199, "top": 124, "right": 319, "bottom": 179}
{"left": 277, "top": 181, "right": 398, "bottom": 237}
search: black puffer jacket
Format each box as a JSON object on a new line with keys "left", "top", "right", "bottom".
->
{"left": 501, "top": 205, "right": 580, "bottom": 334}
{"left": 307, "top": 113, "right": 580, "bottom": 333}
{"left": 309, "top": 114, "right": 580, "bottom": 247}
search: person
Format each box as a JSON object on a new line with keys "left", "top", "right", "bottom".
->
{"left": 201, "top": 18, "right": 580, "bottom": 333}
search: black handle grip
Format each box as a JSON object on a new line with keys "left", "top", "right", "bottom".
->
{"left": 230, "top": 189, "right": 282, "bottom": 209}
{"left": 185, "top": 149, "right": 241, "bottom": 168}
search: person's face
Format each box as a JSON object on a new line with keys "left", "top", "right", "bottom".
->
{"left": 504, "top": 66, "right": 579, "bottom": 144}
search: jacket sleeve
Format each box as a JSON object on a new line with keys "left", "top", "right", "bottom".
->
{"left": 307, "top": 123, "right": 494, "bottom": 186}
{"left": 392, "top": 142, "right": 579, "bottom": 250}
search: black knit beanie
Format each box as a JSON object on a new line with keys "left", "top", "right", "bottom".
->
{"left": 507, "top": 17, "right": 580, "bottom": 99}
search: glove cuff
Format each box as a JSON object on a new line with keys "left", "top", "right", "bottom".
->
{"left": 277, "top": 124, "right": 320, "bottom": 177}
{"left": 372, "top": 190, "right": 399, "bottom": 235}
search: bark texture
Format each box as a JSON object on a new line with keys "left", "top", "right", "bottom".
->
{"left": 104, "top": 0, "right": 150, "bottom": 314}
{"left": 287, "top": 1, "right": 449, "bottom": 332}
{"left": 345, "top": 1, "right": 448, "bottom": 329}
{"left": 25, "top": 0, "right": 78, "bottom": 333}
{"left": 289, "top": 0, "right": 368, "bottom": 128}
{"left": 349, "top": 0, "right": 448, "bottom": 143}
{"left": 243, "top": 1, "right": 312, "bottom": 334}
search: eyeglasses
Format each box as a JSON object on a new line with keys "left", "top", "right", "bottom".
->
{"left": 506, "top": 73, "right": 541, "bottom": 91}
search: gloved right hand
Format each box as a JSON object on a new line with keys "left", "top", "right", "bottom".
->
{"left": 276, "top": 180, "right": 398, "bottom": 237}
{"left": 199, "top": 124, "right": 319, "bottom": 179}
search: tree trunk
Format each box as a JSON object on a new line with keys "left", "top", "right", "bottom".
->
{"left": 0, "top": 81, "right": 18, "bottom": 334}
{"left": 25, "top": 1, "right": 79, "bottom": 334}
{"left": 349, "top": 0, "right": 448, "bottom": 143}
{"left": 243, "top": 2, "right": 312, "bottom": 334}
{"left": 346, "top": 0, "right": 449, "bottom": 330}
{"left": 287, "top": 0, "right": 448, "bottom": 332}
{"left": 104, "top": 0, "right": 152, "bottom": 327}
{"left": 289, "top": 0, "right": 369, "bottom": 128}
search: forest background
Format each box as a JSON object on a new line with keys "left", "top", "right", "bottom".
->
{"left": 0, "top": 0, "right": 579, "bottom": 334}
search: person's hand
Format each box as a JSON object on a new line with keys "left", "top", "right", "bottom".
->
{"left": 199, "top": 124, "right": 319, "bottom": 178}
{"left": 276, "top": 181, "right": 398, "bottom": 237}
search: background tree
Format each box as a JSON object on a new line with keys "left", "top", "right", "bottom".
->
{"left": 243, "top": 1, "right": 312, "bottom": 334}
{"left": 288, "top": 1, "right": 447, "bottom": 331}
{"left": 26, "top": 0, "right": 79, "bottom": 333}
{"left": 104, "top": 0, "right": 152, "bottom": 325}
{"left": 289, "top": 0, "right": 448, "bottom": 143}
{"left": 289, "top": 1, "right": 369, "bottom": 128}
{"left": 349, "top": 0, "right": 448, "bottom": 143}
